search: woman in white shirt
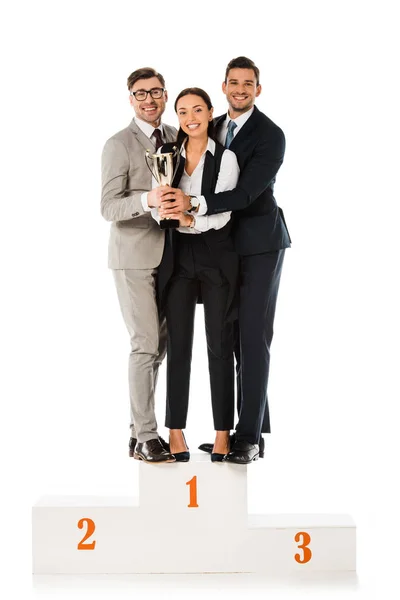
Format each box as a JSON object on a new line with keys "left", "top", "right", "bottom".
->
{"left": 153, "top": 88, "right": 239, "bottom": 462}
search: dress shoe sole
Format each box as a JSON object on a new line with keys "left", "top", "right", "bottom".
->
{"left": 133, "top": 452, "right": 176, "bottom": 463}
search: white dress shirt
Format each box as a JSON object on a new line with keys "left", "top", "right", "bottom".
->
{"left": 196, "top": 107, "right": 254, "bottom": 216}
{"left": 151, "top": 138, "right": 239, "bottom": 234}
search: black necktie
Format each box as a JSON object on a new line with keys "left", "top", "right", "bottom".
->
{"left": 153, "top": 128, "right": 163, "bottom": 150}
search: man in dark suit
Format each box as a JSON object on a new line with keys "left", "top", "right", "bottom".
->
{"left": 159, "top": 57, "right": 291, "bottom": 464}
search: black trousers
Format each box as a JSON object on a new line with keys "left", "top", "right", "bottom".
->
{"left": 164, "top": 234, "right": 234, "bottom": 431}
{"left": 235, "top": 249, "right": 285, "bottom": 444}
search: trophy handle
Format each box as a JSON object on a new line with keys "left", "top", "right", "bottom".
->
{"left": 171, "top": 146, "right": 181, "bottom": 185}
{"left": 145, "top": 150, "right": 158, "bottom": 181}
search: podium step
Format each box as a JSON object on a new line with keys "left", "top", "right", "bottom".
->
{"left": 139, "top": 451, "right": 247, "bottom": 531}
{"left": 32, "top": 455, "right": 356, "bottom": 574}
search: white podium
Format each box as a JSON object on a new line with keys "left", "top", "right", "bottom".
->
{"left": 32, "top": 454, "right": 356, "bottom": 574}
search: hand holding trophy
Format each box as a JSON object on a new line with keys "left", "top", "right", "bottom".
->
{"left": 145, "top": 147, "right": 181, "bottom": 229}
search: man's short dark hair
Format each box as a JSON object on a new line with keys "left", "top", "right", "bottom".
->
{"left": 127, "top": 67, "right": 166, "bottom": 90}
{"left": 225, "top": 57, "right": 260, "bottom": 86}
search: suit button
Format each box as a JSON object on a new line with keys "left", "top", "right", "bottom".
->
{"left": 132, "top": 212, "right": 139, "bottom": 217}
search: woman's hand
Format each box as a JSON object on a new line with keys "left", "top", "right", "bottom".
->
{"left": 147, "top": 185, "right": 171, "bottom": 208}
{"left": 160, "top": 187, "right": 192, "bottom": 214}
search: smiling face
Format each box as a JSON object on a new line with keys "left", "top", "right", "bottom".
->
{"left": 176, "top": 94, "right": 213, "bottom": 140}
{"left": 129, "top": 76, "right": 167, "bottom": 127}
{"left": 222, "top": 67, "right": 261, "bottom": 118}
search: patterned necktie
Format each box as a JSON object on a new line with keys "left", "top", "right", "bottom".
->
{"left": 153, "top": 128, "right": 163, "bottom": 150}
{"left": 225, "top": 120, "right": 237, "bottom": 148}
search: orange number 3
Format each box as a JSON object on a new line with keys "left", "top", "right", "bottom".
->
{"left": 186, "top": 476, "right": 199, "bottom": 508}
{"left": 77, "top": 518, "right": 96, "bottom": 550}
{"left": 294, "top": 531, "right": 312, "bottom": 564}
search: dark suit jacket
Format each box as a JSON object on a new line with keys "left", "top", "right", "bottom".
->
{"left": 205, "top": 106, "right": 291, "bottom": 256}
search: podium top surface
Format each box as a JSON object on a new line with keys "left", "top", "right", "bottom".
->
{"left": 139, "top": 452, "right": 244, "bottom": 464}
{"left": 32, "top": 497, "right": 355, "bottom": 528}
{"left": 248, "top": 514, "right": 355, "bottom": 528}
{"left": 33, "top": 496, "right": 140, "bottom": 507}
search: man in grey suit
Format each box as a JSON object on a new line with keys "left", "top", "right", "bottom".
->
{"left": 101, "top": 67, "right": 177, "bottom": 463}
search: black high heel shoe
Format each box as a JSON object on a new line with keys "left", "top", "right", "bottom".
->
{"left": 211, "top": 452, "right": 225, "bottom": 462}
{"left": 170, "top": 430, "right": 190, "bottom": 462}
{"left": 211, "top": 437, "right": 230, "bottom": 463}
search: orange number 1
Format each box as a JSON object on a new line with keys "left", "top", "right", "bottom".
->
{"left": 186, "top": 476, "right": 199, "bottom": 508}
{"left": 77, "top": 518, "right": 96, "bottom": 550}
{"left": 294, "top": 531, "right": 312, "bottom": 564}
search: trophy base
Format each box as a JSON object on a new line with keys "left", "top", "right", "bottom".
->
{"left": 160, "top": 218, "right": 180, "bottom": 230}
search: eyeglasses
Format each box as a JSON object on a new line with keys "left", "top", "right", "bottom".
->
{"left": 129, "top": 88, "right": 165, "bottom": 101}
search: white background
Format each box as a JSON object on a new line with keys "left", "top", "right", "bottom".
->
{"left": 1, "top": 0, "right": 399, "bottom": 598}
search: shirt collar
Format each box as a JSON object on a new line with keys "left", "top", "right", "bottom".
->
{"left": 180, "top": 137, "right": 216, "bottom": 157}
{"left": 226, "top": 106, "right": 254, "bottom": 128}
{"left": 134, "top": 117, "right": 164, "bottom": 139}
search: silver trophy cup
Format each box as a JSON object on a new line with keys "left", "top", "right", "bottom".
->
{"left": 145, "top": 146, "right": 181, "bottom": 229}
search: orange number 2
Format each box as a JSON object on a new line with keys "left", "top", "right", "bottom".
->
{"left": 77, "top": 518, "right": 96, "bottom": 550}
{"left": 186, "top": 476, "right": 199, "bottom": 508}
{"left": 294, "top": 531, "right": 312, "bottom": 564}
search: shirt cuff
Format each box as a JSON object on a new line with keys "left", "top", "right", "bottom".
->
{"left": 141, "top": 192, "right": 152, "bottom": 212}
{"left": 190, "top": 216, "right": 208, "bottom": 232}
{"left": 196, "top": 195, "right": 207, "bottom": 216}
{"left": 151, "top": 208, "right": 160, "bottom": 224}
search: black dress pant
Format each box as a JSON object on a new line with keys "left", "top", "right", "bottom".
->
{"left": 164, "top": 234, "right": 234, "bottom": 431}
{"left": 235, "top": 249, "right": 285, "bottom": 444}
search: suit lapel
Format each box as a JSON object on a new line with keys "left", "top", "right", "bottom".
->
{"left": 129, "top": 119, "right": 177, "bottom": 153}
{"left": 228, "top": 106, "right": 259, "bottom": 150}
{"left": 129, "top": 118, "right": 156, "bottom": 152}
{"left": 214, "top": 114, "right": 227, "bottom": 143}
{"left": 214, "top": 107, "right": 260, "bottom": 150}
{"left": 201, "top": 151, "right": 215, "bottom": 195}
{"left": 163, "top": 124, "right": 177, "bottom": 143}
{"left": 172, "top": 154, "right": 185, "bottom": 188}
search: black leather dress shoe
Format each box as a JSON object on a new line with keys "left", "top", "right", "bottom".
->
{"left": 158, "top": 436, "right": 171, "bottom": 452}
{"left": 129, "top": 437, "right": 137, "bottom": 457}
{"left": 129, "top": 435, "right": 170, "bottom": 457}
{"left": 134, "top": 439, "right": 176, "bottom": 463}
{"left": 259, "top": 436, "right": 265, "bottom": 458}
{"left": 198, "top": 442, "right": 213, "bottom": 454}
{"left": 199, "top": 435, "right": 265, "bottom": 458}
{"left": 224, "top": 441, "right": 259, "bottom": 464}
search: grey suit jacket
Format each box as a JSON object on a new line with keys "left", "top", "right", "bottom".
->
{"left": 101, "top": 119, "right": 177, "bottom": 269}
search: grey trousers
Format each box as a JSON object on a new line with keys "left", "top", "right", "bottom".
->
{"left": 113, "top": 269, "right": 167, "bottom": 442}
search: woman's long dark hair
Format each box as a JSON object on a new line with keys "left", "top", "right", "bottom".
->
{"left": 174, "top": 87, "right": 216, "bottom": 146}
